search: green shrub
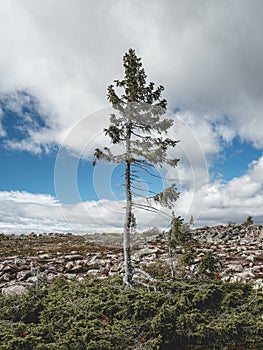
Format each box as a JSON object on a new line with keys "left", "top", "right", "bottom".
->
{"left": 0, "top": 277, "right": 262, "bottom": 349}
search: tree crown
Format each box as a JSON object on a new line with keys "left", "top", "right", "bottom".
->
{"left": 94, "top": 48, "right": 179, "bottom": 210}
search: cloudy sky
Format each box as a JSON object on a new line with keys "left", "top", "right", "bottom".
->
{"left": 0, "top": 0, "right": 263, "bottom": 234}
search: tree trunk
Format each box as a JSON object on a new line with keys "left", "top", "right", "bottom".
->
{"left": 168, "top": 231, "right": 176, "bottom": 278}
{"left": 123, "top": 123, "right": 133, "bottom": 286}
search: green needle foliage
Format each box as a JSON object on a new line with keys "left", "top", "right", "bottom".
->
{"left": 94, "top": 49, "right": 179, "bottom": 286}
{"left": 0, "top": 277, "right": 262, "bottom": 349}
{"left": 169, "top": 214, "right": 193, "bottom": 248}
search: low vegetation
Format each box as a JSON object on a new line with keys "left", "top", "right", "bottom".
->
{"left": 0, "top": 221, "right": 263, "bottom": 348}
{"left": 0, "top": 275, "right": 262, "bottom": 349}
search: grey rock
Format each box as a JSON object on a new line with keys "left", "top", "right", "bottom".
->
{"left": 14, "top": 257, "right": 27, "bottom": 265}
{"left": 71, "top": 264, "right": 83, "bottom": 272}
{"left": 0, "top": 273, "right": 9, "bottom": 282}
{"left": 253, "top": 279, "right": 263, "bottom": 290}
{"left": 64, "top": 254, "right": 83, "bottom": 260}
{"left": 246, "top": 255, "right": 255, "bottom": 262}
{"left": 38, "top": 254, "right": 51, "bottom": 259}
{"left": 132, "top": 247, "right": 159, "bottom": 262}
{"left": 238, "top": 270, "right": 255, "bottom": 279}
{"left": 46, "top": 273, "right": 60, "bottom": 283}
{"left": 229, "top": 275, "right": 241, "bottom": 283}
{"left": 87, "top": 269, "right": 100, "bottom": 275}
{"left": 64, "top": 273, "right": 77, "bottom": 280}
{"left": 2, "top": 284, "right": 27, "bottom": 295}
{"left": 17, "top": 270, "right": 32, "bottom": 281}
{"left": 65, "top": 261, "right": 75, "bottom": 270}
{"left": 26, "top": 276, "right": 40, "bottom": 283}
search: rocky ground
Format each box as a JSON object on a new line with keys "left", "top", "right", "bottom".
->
{"left": 0, "top": 224, "right": 262, "bottom": 295}
{"left": 192, "top": 224, "right": 263, "bottom": 287}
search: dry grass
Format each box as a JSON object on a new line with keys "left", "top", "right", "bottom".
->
{"left": 0, "top": 233, "right": 123, "bottom": 258}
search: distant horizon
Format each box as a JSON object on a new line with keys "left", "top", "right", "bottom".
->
{"left": 1, "top": 216, "right": 262, "bottom": 236}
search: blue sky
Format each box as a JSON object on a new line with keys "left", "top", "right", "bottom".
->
{"left": 0, "top": 1, "right": 263, "bottom": 234}
{"left": 211, "top": 138, "right": 262, "bottom": 182}
{"left": 0, "top": 102, "right": 260, "bottom": 199}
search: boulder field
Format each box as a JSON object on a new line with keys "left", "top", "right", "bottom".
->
{"left": 0, "top": 224, "right": 262, "bottom": 295}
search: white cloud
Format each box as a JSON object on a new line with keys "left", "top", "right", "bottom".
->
{"left": 0, "top": 191, "right": 58, "bottom": 205}
{"left": 0, "top": 0, "right": 262, "bottom": 155}
{"left": 0, "top": 191, "right": 167, "bottom": 234}
{"left": 0, "top": 108, "right": 6, "bottom": 137}
{"left": 1, "top": 153, "right": 263, "bottom": 234}
{"left": 0, "top": 1, "right": 263, "bottom": 232}
{"left": 193, "top": 155, "right": 263, "bottom": 225}
{"left": 174, "top": 112, "right": 219, "bottom": 163}
{"left": 214, "top": 122, "right": 236, "bottom": 144}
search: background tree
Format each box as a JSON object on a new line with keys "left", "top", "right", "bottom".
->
{"left": 167, "top": 213, "right": 194, "bottom": 277}
{"left": 242, "top": 215, "right": 254, "bottom": 227}
{"left": 94, "top": 49, "right": 179, "bottom": 287}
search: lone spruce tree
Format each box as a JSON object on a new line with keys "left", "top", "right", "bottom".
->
{"left": 94, "top": 49, "right": 179, "bottom": 286}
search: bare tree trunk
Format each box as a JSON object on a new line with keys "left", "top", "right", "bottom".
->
{"left": 167, "top": 231, "right": 176, "bottom": 278}
{"left": 124, "top": 160, "right": 133, "bottom": 286}
{"left": 123, "top": 123, "right": 133, "bottom": 286}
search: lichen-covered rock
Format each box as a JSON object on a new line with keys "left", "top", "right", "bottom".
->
{"left": 2, "top": 284, "right": 27, "bottom": 295}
